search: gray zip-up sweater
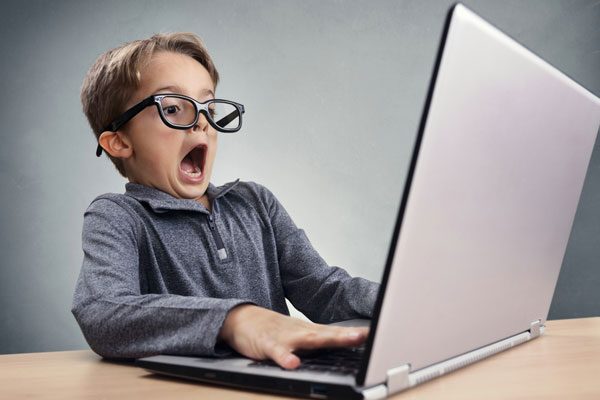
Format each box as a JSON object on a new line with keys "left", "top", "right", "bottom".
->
{"left": 72, "top": 180, "right": 379, "bottom": 359}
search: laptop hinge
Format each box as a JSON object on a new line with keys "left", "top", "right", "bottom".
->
{"left": 386, "top": 363, "right": 411, "bottom": 394}
{"left": 529, "top": 319, "right": 541, "bottom": 339}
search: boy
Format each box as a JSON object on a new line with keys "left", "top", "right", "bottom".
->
{"left": 72, "top": 32, "right": 379, "bottom": 370}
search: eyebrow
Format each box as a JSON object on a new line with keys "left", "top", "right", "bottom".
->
{"left": 153, "top": 85, "right": 215, "bottom": 99}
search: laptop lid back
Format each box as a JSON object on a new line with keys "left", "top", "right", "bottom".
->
{"left": 360, "top": 3, "right": 600, "bottom": 387}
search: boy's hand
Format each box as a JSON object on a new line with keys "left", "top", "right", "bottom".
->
{"left": 218, "top": 304, "right": 369, "bottom": 369}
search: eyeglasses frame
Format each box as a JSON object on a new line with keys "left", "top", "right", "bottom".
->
{"left": 96, "top": 94, "right": 245, "bottom": 157}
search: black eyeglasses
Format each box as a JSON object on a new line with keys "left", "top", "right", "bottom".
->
{"left": 96, "top": 94, "right": 245, "bottom": 156}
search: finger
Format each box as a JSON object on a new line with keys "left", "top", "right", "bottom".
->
{"left": 291, "top": 326, "right": 369, "bottom": 350}
{"left": 340, "top": 327, "right": 370, "bottom": 345}
{"left": 267, "top": 344, "right": 301, "bottom": 370}
{"left": 326, "top": 326, "right": 369, "bottom": 348}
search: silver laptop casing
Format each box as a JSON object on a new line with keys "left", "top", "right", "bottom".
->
{"left": 361, "top": 2, "right": 600, "bottom": 389}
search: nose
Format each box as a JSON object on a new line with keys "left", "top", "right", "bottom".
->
{"left": 193, "top": 112, "right": 210, "bottom": 133}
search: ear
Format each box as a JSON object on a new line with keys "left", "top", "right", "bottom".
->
{"left": 98, "top": 131, "right": 133, "bottom": 159}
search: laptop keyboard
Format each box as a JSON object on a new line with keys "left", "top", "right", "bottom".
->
{"left": 249, "top": 346, "right": 364, "bottom": 376}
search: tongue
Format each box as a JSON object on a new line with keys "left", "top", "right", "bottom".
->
{"left": 181, "top": 154, "right": 195, "bottom": 172}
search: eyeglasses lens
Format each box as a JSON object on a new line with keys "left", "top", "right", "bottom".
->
{"left": 212, "top": 101, "right": 241, "bottom": 131}
{"left": 160, "top": 96, "right": 241, "bottom": 131}
{"left": 161, "top": 97, "right": 197, "bottom": 127}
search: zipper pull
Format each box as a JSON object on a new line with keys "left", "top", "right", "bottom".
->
{"left": 205, "top": 214, "right": 228, "bottom": 261}
{"left": 207, "top": 214, "right": 216, "bottom": 230}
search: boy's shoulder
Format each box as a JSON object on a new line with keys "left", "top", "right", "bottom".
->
{"left": 229, "top": 180, "right": 286, "bottom": 209}
{"left": 229, "top": 180, "right": 275, "bottom": 199}
{"left": 85, "top": 190, "right": 144, "bottom": 224}
{"left": 88, "top": 189, "right": 138, "bottom": 209}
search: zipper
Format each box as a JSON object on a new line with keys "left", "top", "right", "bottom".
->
{"left": 206, "top": 213, "right": 228, "bottom": 261}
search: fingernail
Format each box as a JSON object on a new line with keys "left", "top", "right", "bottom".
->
{"left": 284, "top": 354, "right": 296, "bottom": 365}
{"left": 281, "top": 354, "right": 299, "bottom": 369}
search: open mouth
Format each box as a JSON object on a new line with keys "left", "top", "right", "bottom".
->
{"left": 180, "top": 145, "right": 206, "bottom": 179}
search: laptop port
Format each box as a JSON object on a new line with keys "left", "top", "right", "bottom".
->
{"left": 310, "top": 384, "right": 327, "bottom": 399}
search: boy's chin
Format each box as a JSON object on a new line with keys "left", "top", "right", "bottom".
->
{"left": 175, "top": 183, "right": 208, "bottom": 201}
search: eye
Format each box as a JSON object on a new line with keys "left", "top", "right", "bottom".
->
{"left": 163, "top": 105, "right": 179, "bottom": 115}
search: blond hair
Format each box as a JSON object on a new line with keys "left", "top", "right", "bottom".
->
{"left": 80, "top": 32, "right": 220, "bottom": 177}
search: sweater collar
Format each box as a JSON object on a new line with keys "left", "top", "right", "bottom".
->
{"left": 124, "top": 179, "right": 240, "bottom": 213}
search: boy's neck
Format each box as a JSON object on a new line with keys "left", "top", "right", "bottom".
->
{"left": 197, "top": 195, "right": 211, "bottom": 212}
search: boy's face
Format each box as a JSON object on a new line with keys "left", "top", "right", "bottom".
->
{"left": 120, "top": 51, "right": 218, "bottom": 202}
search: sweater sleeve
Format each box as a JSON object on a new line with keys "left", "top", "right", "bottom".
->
{"left": 256, "top": 185, "right": 380, "bottom": 323}
{"left": 71, "top": 198, "right": 249, "bottom": 359}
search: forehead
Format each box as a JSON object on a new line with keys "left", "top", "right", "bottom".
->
{"left": 134, "top": 51, "right": 215, "bottom": 102}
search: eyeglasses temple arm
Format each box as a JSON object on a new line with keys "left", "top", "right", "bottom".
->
{"left": 96, "top": 97, "right": 155, "bottom": 157}
{"left": 215, "top": 107, "right": 243, "bottom": 128}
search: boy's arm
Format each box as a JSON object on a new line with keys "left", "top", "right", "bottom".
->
{"left": 257, "top": 184, "right": 380, "bottom": 323}
{"left": 71, "top": 199, "right": 250, "bottom": 359}
{"left": 210, "top": 184, "right": 377, "bottom": 368}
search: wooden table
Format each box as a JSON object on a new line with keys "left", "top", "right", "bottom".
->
{"left": 1, "top": 318, "right": 599, "bottom": 399}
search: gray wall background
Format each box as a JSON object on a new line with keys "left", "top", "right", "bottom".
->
{"left": 1, "top": 0, "right": 599, "bottom": 354}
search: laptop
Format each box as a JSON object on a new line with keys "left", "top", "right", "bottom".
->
{"left": 136, "top": 3, "right": 600, "bottom": 399}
